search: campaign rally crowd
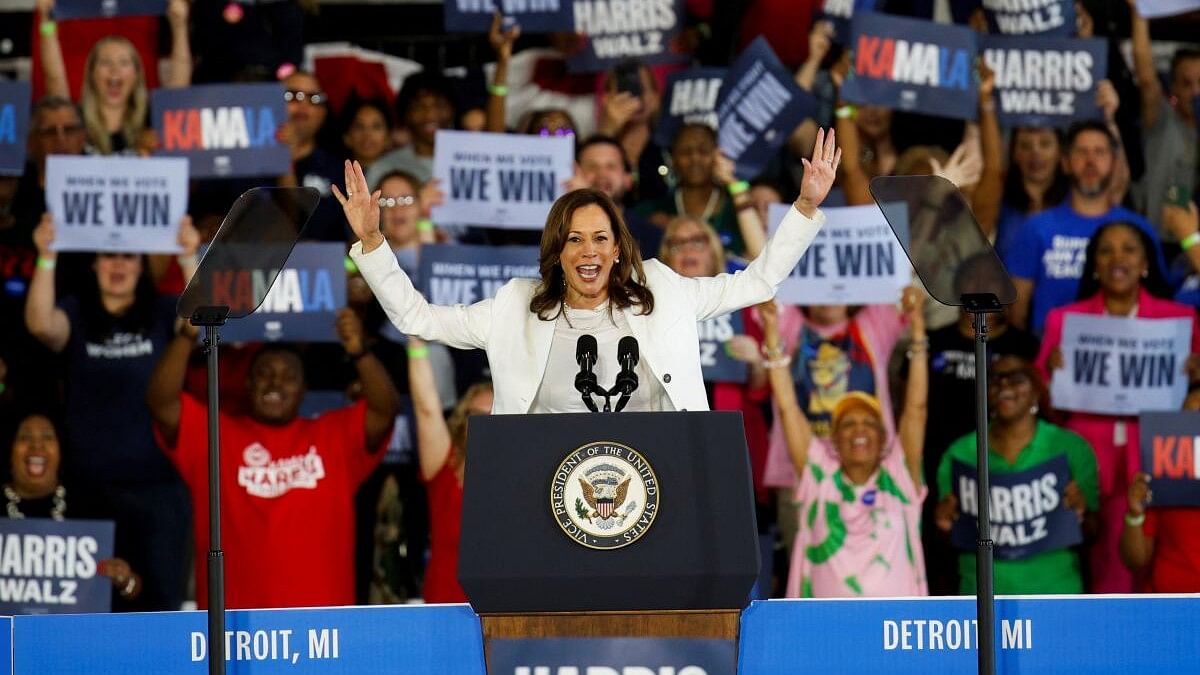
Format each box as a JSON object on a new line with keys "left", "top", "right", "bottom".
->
{"left": 0, "top": 0, "right": 1198, "bottom": 613}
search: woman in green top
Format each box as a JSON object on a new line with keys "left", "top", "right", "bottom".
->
{"left": 935, "top": 355, "right": 1100, "bottom": 594}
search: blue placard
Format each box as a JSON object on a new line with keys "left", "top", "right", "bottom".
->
{"left": 716, "top": 37, "right": 817, "bottom": 180}
{"left": 383, "top": 396, "right": 416, "bottom": 466}
{"left": 699, "top": 311, "right": 747, "bottom": 384}
{"left": 53, "top": 0, "right": 166, "bottom": 19}
{"left": 1138, "top": 411, "right": 1200, "bottom": 507}
{"left": 655, "top": 67, "right": 726, "bottom": 149}
{"left": 739, "top": 596, "right": 1200, "bottom": 674}
{"left": 950, "top": 455, "right": 1082, "bottom": 560}
{"left": 841, "top": 12, "right": 979, "bottom": 121}
{"left": 219, "top": 242, "right": 347, "bottom": 343}
{"left": 981, "top": 35, "right": 1106, "bottom": 128}
{"left": 0, "top": 81, "right": 31, "bottom": 176}
{"left": 821, "top": 0, "right": 883, "bottom": 44}
{"left": 12, "top": 604, "right": 486, "bottom": 674}
{"left": 490, "top": 638, "right": 736, "bottom": 675}
{"left": 983, "top": 0, "right": 1075, "bottom": 36}
{"left": 0, "top": 518, "right": 114, "bottom": 615}
{"left": 444, "top": 0, "right": 574, "bottom": 32}
{"left": 567, "top": 0, "right": 687, "bottom": 73}
{"left": 152, "top": 83, "right": 289, "bottom": 179}
{"left": 417, "top": 243, "right": 540, "bottom": 305}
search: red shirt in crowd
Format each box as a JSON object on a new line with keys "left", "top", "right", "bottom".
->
{"left": 1143, "top": 508, "right": 1200, "bottom": 593}
{"left": 422, "top": 458, "right": 466, "bottom": 604}
{"left": 159, "top": 395, "right": 385, "bottom": 609}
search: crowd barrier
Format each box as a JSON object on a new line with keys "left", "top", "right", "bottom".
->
{"left": 2, "top": 595, "right": 1197, "bottom": 673}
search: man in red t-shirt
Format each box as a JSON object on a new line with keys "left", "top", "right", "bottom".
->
{"left": 147, "top": 310, "right": 398, "bottom": 609}
{"left": 1121, "top": 472, "right": 1200, "bottom": 593}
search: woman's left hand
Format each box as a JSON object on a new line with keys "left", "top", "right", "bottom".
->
{"left": 725, "top": 334, "right": 761, "bottom": 364}
{"left": 795, "top": 127, "right": 841, "bottom": 218}
{"left": 1063, "top": 480, "right": 1086, "bottom": 522}
{"left": 336, "top": 307, "right": 366, "bottom": 357}
{"left": 714, "top": 153, "right": 737, "bottom": 187}
{"left": 419, "top": 178, "right": 445, "bottom": 220}
{"left": 1096, "top": 79, "right": 1120, "bottom": 122}
{"left": 167, "top": 0, "right": 189, "bottom": 27}
{"left": 97, "top": 558, "right": 141, "bottom": 598}
{"left": 177, "top": 215, "right": 199, "bottom": 256}
{"left": 901, "top": 286, "right": 925, "bottom": 324}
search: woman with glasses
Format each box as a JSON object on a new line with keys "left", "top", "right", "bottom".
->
{"left": 935, "top": 355, "right": 1099, "bottom": 594}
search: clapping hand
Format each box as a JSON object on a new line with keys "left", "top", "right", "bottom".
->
{"left": 795, "top": 127, "right": 841, "bottom": 218}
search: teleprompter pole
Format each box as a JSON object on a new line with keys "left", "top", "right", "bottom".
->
{"left": 194, "top": 307, "right": 229, "bottom": 675}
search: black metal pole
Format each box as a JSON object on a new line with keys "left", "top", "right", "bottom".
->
{"left": 972, "top": 309, "right": 996, "bottom": 675}
{"left": 203, "top": 323, "right": 226, "bottom": 675}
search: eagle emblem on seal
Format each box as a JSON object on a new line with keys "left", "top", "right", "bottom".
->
{"left": 577, "top": 463, "right": 635, "bottom": 527}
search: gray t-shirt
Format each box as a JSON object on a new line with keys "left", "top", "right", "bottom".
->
{"left": 1134, "top": 99, "right": 1197, "bottom": 239}
{"left": 366, "top": 146, "right": 434, "bottom": 190}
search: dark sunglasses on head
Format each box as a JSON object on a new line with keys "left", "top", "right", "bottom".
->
{"left": 284, "top": 90, "right": 325, "bottom": 105}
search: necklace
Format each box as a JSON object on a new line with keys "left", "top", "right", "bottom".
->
{"left": 675, "top": 188, "right": 720, "bottom": 224}
{"left": 5, "top": 484, "right": 67, "bottom": 521}
{"left": 561, "top": 300, "right": 615, "bottom": 330}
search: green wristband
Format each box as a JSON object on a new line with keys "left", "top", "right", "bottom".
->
{"left": 37, "top": 257, "right": 57, "bottom": 270}
{"left": 407, "top": 345, "right": 430, "bottom": 359}
{"left": 416, "top": 219, "right": 434, "bottom": 232}
{"left": 489, "top": 84, "right": 509, "bottom": 97}
{"left": 727, "top": 180, "right": 750, "bottom": 196}
{"left": 40, "top": 20, "right": 57, "bottom": 37}
{"left": 1181, "top": 232, "right": 1200, "bottom": 251}
{"left": 344, "top": 256, "right": 359, "bottom": 274}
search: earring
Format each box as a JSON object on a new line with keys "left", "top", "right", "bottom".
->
{"left": 1030, "top": 404, "right": 1039, "bottom": 416}
{"left": 1141, "top": 269, "right": 1148, "bottom": 278}
{"left": 615, "top": 257, "right": 620, "bottom": 263}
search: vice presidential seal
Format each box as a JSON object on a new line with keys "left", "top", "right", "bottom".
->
{"left": 550, "top": 441, "right": 659, "bottom": 550}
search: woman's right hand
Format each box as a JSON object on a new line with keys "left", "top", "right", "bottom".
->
{"left": 35, "top": 0, "right": 54, "bottom": 19}
{"left": 935, "top": 494, "right": 959, "bottom": 532}
{"left": 795, "top": 127, "right": 841, "bottom": 218}
{"left": 488, "top": 12, "right": 521, "bottom": 60}
{"left": 33, "top": 214, "right": 56, "bottom": 259}
{"left": 332, "top": 160, "right": 384, "bottom": 252}
{"left": 1127, "top": 472, "right": 1152, "bottom": 517}
{"left": 1048, "top": 347, "right": 1064, "bottom": 371}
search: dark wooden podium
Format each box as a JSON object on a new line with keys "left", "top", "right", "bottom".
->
{"left": 460, "top": 412, "right": 759, "bottom": 671}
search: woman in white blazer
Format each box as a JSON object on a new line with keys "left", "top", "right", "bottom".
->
{"left": 335, "top": 128, "right": 843, "bottom": 414}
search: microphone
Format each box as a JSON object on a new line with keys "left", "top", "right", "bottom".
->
{"left": 610, "top": 336, "right": 640, "bottom": 412}
{"left": 574, "top": 334, "right": 600, "bottom": 412}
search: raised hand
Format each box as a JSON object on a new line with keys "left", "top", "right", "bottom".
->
{"left": 336, "top": 307, "right": 366, "bottom": 357}
{"left": 177, "top": 215, "right": 200, "bottom": 256}
{"left": 1127, "top": 472, "right": 1152, "bottom": 516}
{"left": 931, "top": 139, "right": 983, "bottom": 189}
{"left": 488, "top": 12, "right": 521, "bottom": 60}
{"left": 713, "top": 153, "right": 737, "bottom": 187}
{"left": 419, "top": 178, "right": 445, "bottom": 219}
{"left": 795, "top": 127, "right": 841, "bottom": 218}
{"left": 1063, "top": 480, "right": 1086, "bottom": 521}
{"left": 33, "top": 213, "right": 56, "bottom": 258}
{"left": 1096, "top": 79, "right": 1120, "bottom": 122}
{"left": 332, "top": 160, "right": 384, "bottom": 251}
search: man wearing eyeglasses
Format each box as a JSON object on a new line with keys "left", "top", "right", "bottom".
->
{"left": 280, "top": 70, "right": 347, "bottom": 242}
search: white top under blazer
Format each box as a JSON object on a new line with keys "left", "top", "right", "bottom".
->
{"left": 349, "top": 204, "right": 826, "bottom": 414}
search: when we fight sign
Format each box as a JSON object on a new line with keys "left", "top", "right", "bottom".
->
{"left": 717, "top": 38, "right": 815, "bottom": 180}
{"left": 982, "top": 36, "right": 1106, "bottom": 127}
{"left": 46, "top": 156, "right": 188, "bottom": 253}
{"left": 567, "top": 0, "right": 686, "bottom": 72}
{"left": 1051, "top": 315, "right": 1192, "bottom": 416}
{"left": 654, "top": 68, "right": 725, "bottom": 149}
{"left": 432, "top": 130, "right": 573, "bottom": 229}
{"left": 152, "top": 83, "right": 289, "bottom": 178}
{"left": 768, "top": 203, "right": 909, "bottom": 306}
{"left": 951, "top": 456, "right": 1082, "bottom": 560}
{"left": 416, "top": 243, "right": 539, "bottom": 305}
{"left": 1139, "top": 412, "right": 1200, "bottom": 507}
{"left": 0, "top": 518, "right": 114, "bottom": 615}
{"left": 983, "top": 0, "right": 1075, "bottom": 36}
{"left": 841, "top": 13, "right": 979, "bottom": 120}
{"left": 53, "top": 0, "right": 165, "bottom": 19}
{"left": 699, "top": 312, "right": 747, "bottom": 384}
{"left": 444, "top": 0, "right": 573, "bottom": 32}
{"left": 0, "top": 81, "right": 31, "bottom": 175}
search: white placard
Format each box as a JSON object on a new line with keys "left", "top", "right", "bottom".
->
{"left": 1051, "top": 314, "right": 1192, "bottom": 416}
{"left": 46, "top": 155, "right": 189, "bottom": 253}
{"left": 768, "top": 202, "right": 909, "bottom": 305}
{"left": 1136, "top": 0, "right": 1200, "bottom": 19}
{"left": 431, "top": 130, "right": 574, "bottom": 229}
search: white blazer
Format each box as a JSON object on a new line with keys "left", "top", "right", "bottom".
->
{"left": 350, "top": 205, "right": 825, "bottom": 414}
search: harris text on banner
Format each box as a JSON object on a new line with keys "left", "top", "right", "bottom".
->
{"left": 0, "top": 518, "right": 114, "bottom": 615}
{"left": 982, "top": 35, "right": 1106, "bottom": 127}
{"left": 432, "top": 130, "right": 573, "bottom": 229}
{"left": 655, "top": 68, "right": 725, "bottom": 149}
{"left": 152, "top": 83, "right": 289, "bottom": 179}
{"left": 444, "top": 0, "right": 574, "bottom": 32}
{"left": 53, "top": 0, "right": 165, "bottom": 19}
{"left": 982, "top": 0, "right": 1074, "bottom": 36}
{"left": 841, "top": 13, "right": 979, "bottom": 120}
{"left": 567, "top": 0, "right": 686, "bottom": 72}
{"left": 217, "top": 242, "right": 347, "bottom": 343}
{"left": 1138, "top": 412, "right": 1200, "bottom": 507}
{"left": 0, "top": 81, "right": 31, "bottom": 176}
{"left": 699, "top": 311, "right": 748, "bottom": 384}
{"left": 1050, "top": 314, "right": 1191, "bottom": 416}
{"left": 46, "top": 155, "right": 188, "bottom": 253}
{"left": 490, "top": 638, "right": 736, "bottom": 675}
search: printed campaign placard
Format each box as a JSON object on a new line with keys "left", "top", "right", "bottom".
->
{"left": 444, "top": 0, "right": 574, "bottom": 32}
{"left": 1138, "top": 412, "right": 1200, "bottom": 507}
{"left": 218, "top": 242, "right": 347, "bottom": 343}
{"left": 0, "top": 518, "right": 114, "bottom": 615}
{"left": 152, "top": 83, "right": 289, "bottom": 179}
{"left": 490, "top": 638, "right": 736, "bottom": 675}
{"left": 567, "top": 0, "right": 687, "bottom": 72}
{"left": 699, "top": 311, "right": 747, "bottom": 384}
{"left": 0, "top": 81, "right": 31, "bottom": 176}
{"left": 417, "top": 243, "right": 540, "bottom": 304}
{"left": 950, "top": 455, "right": 1081, "bottom": 560}
{"left": 1050, "top": 314, "right": 1192, "bottom": 416}
{"left": 1137, "top": 0, "right": 1200, "bottom": 18}
{"left": 982, "top": 0, "right": 1074, "bottom": 36}
{"left": 53, "top": 0, "right": 165, "bottom": 19}
{"left": 841, "top": 12, "right": 979, "bottom": 120}
{"left": 654, "top": 67, "right": 726, "bottom": 149}
{"left": 46, "top": 155, "right": 188, "bottom": 253}
{"left": 431, "top": 130, "right": 573, "bottom": 229}
{"left": 982, "top": 35, "right": 1106, "bottom": 128}
{"left": 768, "top": 202, "right": 909, "bottom": 305}
{"left": 821, "top": 0, "right": 883, "bottom": 44}
{"left": 716, "top": 38, "right": 816, "bottom": 180}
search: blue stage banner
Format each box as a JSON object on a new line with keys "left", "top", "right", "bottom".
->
{"left": 0, "top": 518, "right": 114, "bottom": 615}
{"left": 417, "top": 243, "right": 539, "bottom": 305}
{"left": 0, "top": 617, "right": 9, "bottom": 675}
{"left": 981, "top": 35, "right": 1106, "bottom": 128}
{"left": 444, "top": 0, "right": 574, "bottom": 32}
{"left": 655, "top": 67, "right": 726, "bottom": 149}
{"left": 699, "top": 311, "right": 747, "bottom": 384}
{"left": 983, "top": 0, "right": 1075, "bottom": 36}
{"left": 218, "top": 242, "right": 347, "bottom": 343}
{"left": 0, "top": 81, "right": 31, "bottom": 176}
{"left": 739, "top": 596, "right": 1200, "bottom": 674}
{"left": 490, "top": 637, "right": 736, "bottom": 675}
{"left": 716, "top": 37, "right": 816, "bottom": 180}
{"left": 950, "top": 455, "right": 1082, "bottom": 560}
{"left": 821, "top": 0, "right": 882, "bottom": 45}
{"left": 12, "top": 604, "right": 486, "bottom": 674}
{"left": 841, "top": 13, "right": 978, "bottom": 121}
{"left": 54, "top": 0, "right": 165, "bottom": 19}
{"left": 1138, "top": 412, "right": 1200, "bottom": 507}
{"left": 567, "top": 0, "right": 687, "bottom": 73}
{"left": 152, "top": 83, "right": 289, "bottom": 179}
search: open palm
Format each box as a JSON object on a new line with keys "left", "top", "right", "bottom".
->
{"left": 332, "top": 160, "right": 384, "bottom": 250}
{"left": 796, "top": 127, "right": 841, "bottom": 217}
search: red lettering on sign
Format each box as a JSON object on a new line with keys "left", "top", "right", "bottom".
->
{"left": 856, "top": 35, "right": 895, "bottom": 79}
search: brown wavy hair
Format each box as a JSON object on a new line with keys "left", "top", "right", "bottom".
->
{"left": 529, "top": 188, "right": 655, "bottom": 320}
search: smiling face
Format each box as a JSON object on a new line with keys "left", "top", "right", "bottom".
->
{"left": 285, "top": 72, "right": 327, "bottom": 144}
{"left": 1094, "top": 224, "right": 1148, "bottom": 298}
{"left": 246, "top": 350, "right": 305, "bottom": 425}
{"left": 93, "top": 253, "right": 141, "bottom": 300}
{"left": 578, "top": 142, "right": 630, "bottom": 200}
{"left": 832, "top": 405, "right": 885, "bottom": 474}
{"left": 1012, "top": 128, "right": 1061, "bottom": 185}
{"left": 344, "top": 105, "right": 390, "bottom": 165}
{"left": 90, "top": 39, "right": 139, "bottom": 108}
{"left": 671, "top": 125, "right": 716, "bottom": 188}
{"left": 378, "top": 174, "right": 421, "bottom": 247}
{"left": 10, "top": 415, "right": 61, "bottom": 498}
{"left": 560, "top": 204, "right": 619, "bottom": 307}
{"left": 987, "top": 356, "right": 1038, "bottom": 424}
{"left": 405, "top": 91, "right": 454, "bottom": 147}
{"left": 664, "top": 219, "right": 717, "bottom": 278}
